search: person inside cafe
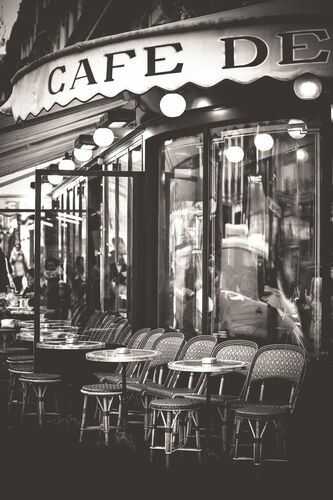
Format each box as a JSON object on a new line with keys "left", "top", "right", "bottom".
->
{"left": 10, "top": 242, "right": 27, "bottom": 293}
{"left": 42, "top": 258, "right": 71, "bottom": 319}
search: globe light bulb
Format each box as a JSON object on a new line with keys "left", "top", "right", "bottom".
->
{"left": 59, "top": 152, "right": 75, "bottom": 170}
{"left": 225, "top": 146, "right": 244, "bottom": 163}
{"left": 254, "top": 133, "right": 274, "bottom": 152}
{"left": 74, "top": 147, "right": 93, "bottom": 162}
{"left": 160, "top": 93, "right": 186, "bottom": 117}
{"left": 293, "top": 75, "right": 322, "bottom": 100}
{"left": 288, "top": 119, "right": 307, "bottom": 139}
{"left": 48, "top": 175, "right": 63, "bottom": 185}
{"left": 93, "top": 127, "right": 115, "bottom": 147}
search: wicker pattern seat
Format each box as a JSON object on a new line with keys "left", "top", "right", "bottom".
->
{"left": 7, "top": 354, "right": 34, "bottom": 363}
{"left": 20, "top": 373, "right": 61, "bottom": 382}
{"left": 150, "top": 397, "right": 201, "bottom": 411}
{"left": 8, "top": 363, "right": 34, "bottom": 409}
{"left": 234, "top": 403, "right": 290, "bottom": 419}
{"left": 231, "top": 344, "right": 307, "bottom": 465}
{"left": 19, "top": 372, "right": 63, "bottom": 428}
{"left": 79, "top": 383, "right": 122, "bottom": 445}
{"left": 81, "top": 383, "right": 122, "bottom": 394}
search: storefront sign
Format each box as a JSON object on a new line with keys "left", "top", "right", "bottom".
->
{"left": 6, "top": 23, "right": 333, "bottom": 121}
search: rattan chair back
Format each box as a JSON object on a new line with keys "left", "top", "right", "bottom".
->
{"left": 242, "top": 344, "right": 307, "bottom": 409}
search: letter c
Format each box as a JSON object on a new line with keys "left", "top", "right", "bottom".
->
{"left": 48, "top": 66, "right": 66, "bottom": 95}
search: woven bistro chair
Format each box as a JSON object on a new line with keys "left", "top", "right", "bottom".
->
{"left": 8, "top": 361, "right": 35, "bottom": 410}
{"left": 126, "top": 332, "right": 185, "bottom": 438}
{"left": 134, "top": 336, "right": 215, "bottom": 447}
{"left": 20, "top": 372, "right": 63, "bottom": 429}
{"left": 78, "top": 329, "right": 165, "bottom": 444}
{"left": 95, "top": 328, "right": 165, "bottom": 385}
{"left": 230, "top": 344, "right": 307, "bottom": 465}
{"left": 143, "top": 335, "right": 217, "bottom": 400}
{"left": 185, "top": 340, "right": 258, "bottom": 451}
{"left": 93, "top": 328, "right": 151, "bottom": 383}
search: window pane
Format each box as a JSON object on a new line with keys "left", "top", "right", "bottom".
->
{"left": 159, "top": 134, "right": 203, "bottom": 338}
{"left": 131, "top": 145, "right": 142, "bottom": 171}
{"left": 209, "top": 120, "right": 320, "bottom": 353}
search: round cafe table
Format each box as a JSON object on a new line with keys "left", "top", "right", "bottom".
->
{"left": 36, "top": 340, "right": 105, "bottom": 425}
{"left": 86, "top": 348, "right": 160, "bottom": 446}
{"left": 168, "top": 359, "right": 248, "bottom": 453}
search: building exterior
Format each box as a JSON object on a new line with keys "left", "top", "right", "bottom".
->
{"left": 0, "top": 0, "right": 332, "bottom": 361}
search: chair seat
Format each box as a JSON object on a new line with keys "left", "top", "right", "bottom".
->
{"left": 150, "top": 397, "right": 202, "bottom": 411}
{"left": 143, "top": 383, "right": 188, "bottom": 398}
{"left": 94, "top": 373, "right": 121, "bottom": 384}
{"left": 8, "top": 363, "right": 34, "bottom": 374}
{"left": 7, "top": 354, "right": 34, "bottom": 363}
{"left": 20, "top": 373, "right": 62, "bottom": 382}
{"left": 81, "top": 383, "right": 122, "bottom": 395}
{"left": 234, "top": 403, "right": 290, "bottom": 419}
{"left": 186, "top": 394, "right": 240, "bottom": 406}
{"left": 0, "top": 347, "right": 31, "bottom": 355}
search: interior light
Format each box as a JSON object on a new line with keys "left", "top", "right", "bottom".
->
{"left": 59, "top": 152, "right": 75, "bottom": 171}
{"left": 225, "top": 146, "right": 244, "bottom": 163}
{"left": 93, "top": 127, "right": 115, "bottom": 147}
{"left": 296, "top": 149, "right": 308, "bottom": 161}
{"left": 160, "top": 93, "right": 186, "bottom": 117}
{"left": 288, "top": 119, "right": 308, "bottom": 139}
{"left": 254, "top": 133, "right": 274, "bottom": 152}
{"left": 293, "top": 75, "right": 322, "bottom": 100}
{"left": 74, "top": 147, "right": 93, "bottom": 162}
{"left": 48, "top": 174, "right": 63, "bottom": 185}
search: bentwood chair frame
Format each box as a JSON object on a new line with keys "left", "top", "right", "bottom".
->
{"left": 230, "top": 344, "right": 307, "bottom": 465}
{"left": 184, "top": 340, "right": 258, "bottom": 450}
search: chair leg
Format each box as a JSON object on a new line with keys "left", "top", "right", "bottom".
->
{"left": 37, "top": 385, "right": 43, "bottom": 429}
{"left": 149, "top": 409, "right": 157, "bottom": 463}
{"left": 232, "top": 416, "right": 242, "bottom": 459}
{"left": 102, "top": 397, "right": 110, "bottom": 446}
{"left": 79, "top": 395, "right": 88, "bottom": 443}
{"left": 221, "top": 406, "right": 228, "bottom": 453}
{"left": 165, "top": 411, "right": 173, "bottom": 468}
{"left": 21, "top": 381, "right": 28, "bottom": 423}
{"left": 253, "top": 420, "right": 261, "bottom": 466}
{"left": 8, "top": 372, "right": 16, "bottom": 408}
{"left": 192, "top": 410, "right": 201, "bottom": 451}
{"left": 143, "top": 395, "right": 151, "bottom": 441}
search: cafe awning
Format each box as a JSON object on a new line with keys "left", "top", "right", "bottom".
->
{"left": 1, "top": 0, "right": 333, "bottom": 122}
{"left": 0, "top": 96, "right": 125, "bottom": 178}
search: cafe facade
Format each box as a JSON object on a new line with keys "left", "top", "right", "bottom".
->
{"left": 1, "top": 0, "right": 332, "bottom": 359}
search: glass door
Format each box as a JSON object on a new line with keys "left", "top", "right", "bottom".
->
{"left": 34, "top": 170, "right": 145, "bottom": 345}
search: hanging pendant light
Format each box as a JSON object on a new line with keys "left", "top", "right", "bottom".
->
{"left": 160, "top": 93, "right": 186, "bottom": 117}
{"left": 288, "top": 119, "right": 307, "bottom": 139}
{"left": 293, "top": 75, "right": 322, "bottom": 100}
{"left": 225, "top": 145, "right": 244, "bottom": 163}
{"left": 48, "top": 174, "right": 63, "bottom": 185}
{"left": 254, "top": 133, "right": 274, "bottom": 152}
{"left": 73, "top": 147, "right": 93, "bottom": 162}
{"left": 59, "top": 152, "right": 75, "bottom": 170}
{"left": 93, "top": 127, "right": 115, "bottom": 147}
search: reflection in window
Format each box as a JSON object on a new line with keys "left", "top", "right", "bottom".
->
{"left": 159, "top": 134, "right": 203, "bottom": 339}
{"left": 209, "top": 121, "right": 320, "bottom": 354}
{"left": 102, "top": 176, "right": 132, "bottom": 318}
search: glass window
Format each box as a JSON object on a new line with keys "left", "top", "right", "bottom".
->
{"left": 118, "top": 152, "right": 129, "bottom": 171}
{"left": 209, "top": 120, "right": 320, "bottom": 353}
{"left": 159, "top": 134, "right": 204, "bottom": 338}
{"left": 102, "top": 176, "right": 132, "bottom": 318}
{"left": 131, "top": 144, "right": 143, "bottom": 171}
